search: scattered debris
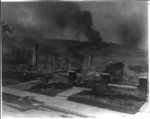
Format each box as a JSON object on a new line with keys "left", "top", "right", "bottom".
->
{"left": 104, "top": 62, "right": 124, "bottom": 83}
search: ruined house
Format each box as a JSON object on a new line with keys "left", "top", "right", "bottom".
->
{"left": 2, "top": 37, "right": 98, "bottom": 73}
{"left": 3, "top": 36, "right": 148, "bottom": 77}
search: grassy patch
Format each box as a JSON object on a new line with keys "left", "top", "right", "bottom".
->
{"left": 3, "top": 93, "right": 44, "bottom": 111}
{"left": 2, "top": 70, "right": 37, "bottom": 86}
{"left": 26, "top": 82, "right": 72, "bottom": 96}
{"left": 68, "top": 89, "right": 145, "bottom": 114}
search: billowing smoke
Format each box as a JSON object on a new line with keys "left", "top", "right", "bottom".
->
{"left": 115, "top": 2, "right": 147, "bottom": 48}
{"left": 117, "top": 20, "right": 143, "bottom": 47}
{"left": 79, "top": 1, "right": 147, "bottom": 48}
{"left": 2, "top": 1, "right": 147, "bottom": 48}
{"left": 2, "top": 2, "right": 102, "bottom": 43}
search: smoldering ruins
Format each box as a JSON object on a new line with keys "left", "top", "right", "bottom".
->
{"left": 2, "top": 1, "right": 149, "bottom": 117}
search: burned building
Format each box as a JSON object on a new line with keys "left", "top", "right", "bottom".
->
{"left": 2, "top": 37, "right": 97, "bottom": 73}
{"left": 3, "top": 36, "right": 148, "bottom": 76}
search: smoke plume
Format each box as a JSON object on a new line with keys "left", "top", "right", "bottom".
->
{"left": 2, "top": 2, "right": 102, "bottom": 43}
{"left": 79, "top": 1, "right": 147, "bottom": 48}
{"left": 117, "top": 20, "right": 143, "bottom": 46}
{"left": 2, "top": 1, "right": 147, "bottom": 48}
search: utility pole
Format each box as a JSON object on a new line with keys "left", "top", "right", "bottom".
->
{"left": 32, "top": 43, "right": 39, "bottom": 71}
{"left": 90, "top": 54, "right": 94, "bottom": 66}
{"left": 35, "top": 43, "right": 39, "bottom": 70}
{"left": 66, "top": 45, "right": 69, "bottom": 71}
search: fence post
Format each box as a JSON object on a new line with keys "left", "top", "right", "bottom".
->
{"left": 68, "top": 70, "right": 76, "bottom": 86}
{"left": 101, "top": 73, "right": 110, "bottom": 89}
{"left": 139, "top": 76, "right": 148, "bottom": 100}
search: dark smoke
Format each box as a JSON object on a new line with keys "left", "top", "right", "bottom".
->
{"left": 113, "top": 2, "right": 147, "bottom": 48}
{"left": 80, "top": 11, "right": 102, "bottom": 43}
{"left": 2, "top": 1, "right": 147, "bottom": 48}
{"left": 2, "top": 2, "right": 102, "bottom": 43}
{"left": 79, "top": 1, "right": 147, "bottom": 48}
{"left": 117, "top": 20, "right": 143, "bottom": 47}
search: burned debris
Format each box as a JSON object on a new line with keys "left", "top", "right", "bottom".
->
{"left": 2, "top": 37, "right": 148, "bottom": 114}
{"left": 2, "top": 1, "right": 148, "bottom": 116}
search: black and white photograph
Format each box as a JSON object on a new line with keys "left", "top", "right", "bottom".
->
{"left": 1, "top": 0, "right": 149, "bottom": 118}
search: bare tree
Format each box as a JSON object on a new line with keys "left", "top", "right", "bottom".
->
{"left": 2, "top": 20, "right": 13, "bottom": 39}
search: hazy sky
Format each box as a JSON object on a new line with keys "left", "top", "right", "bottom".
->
{"left": 1, "top": 1, "right": 148, "bottom": 49}
{"left": 79, "top": 1, "right": 147, "bottom": 47}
